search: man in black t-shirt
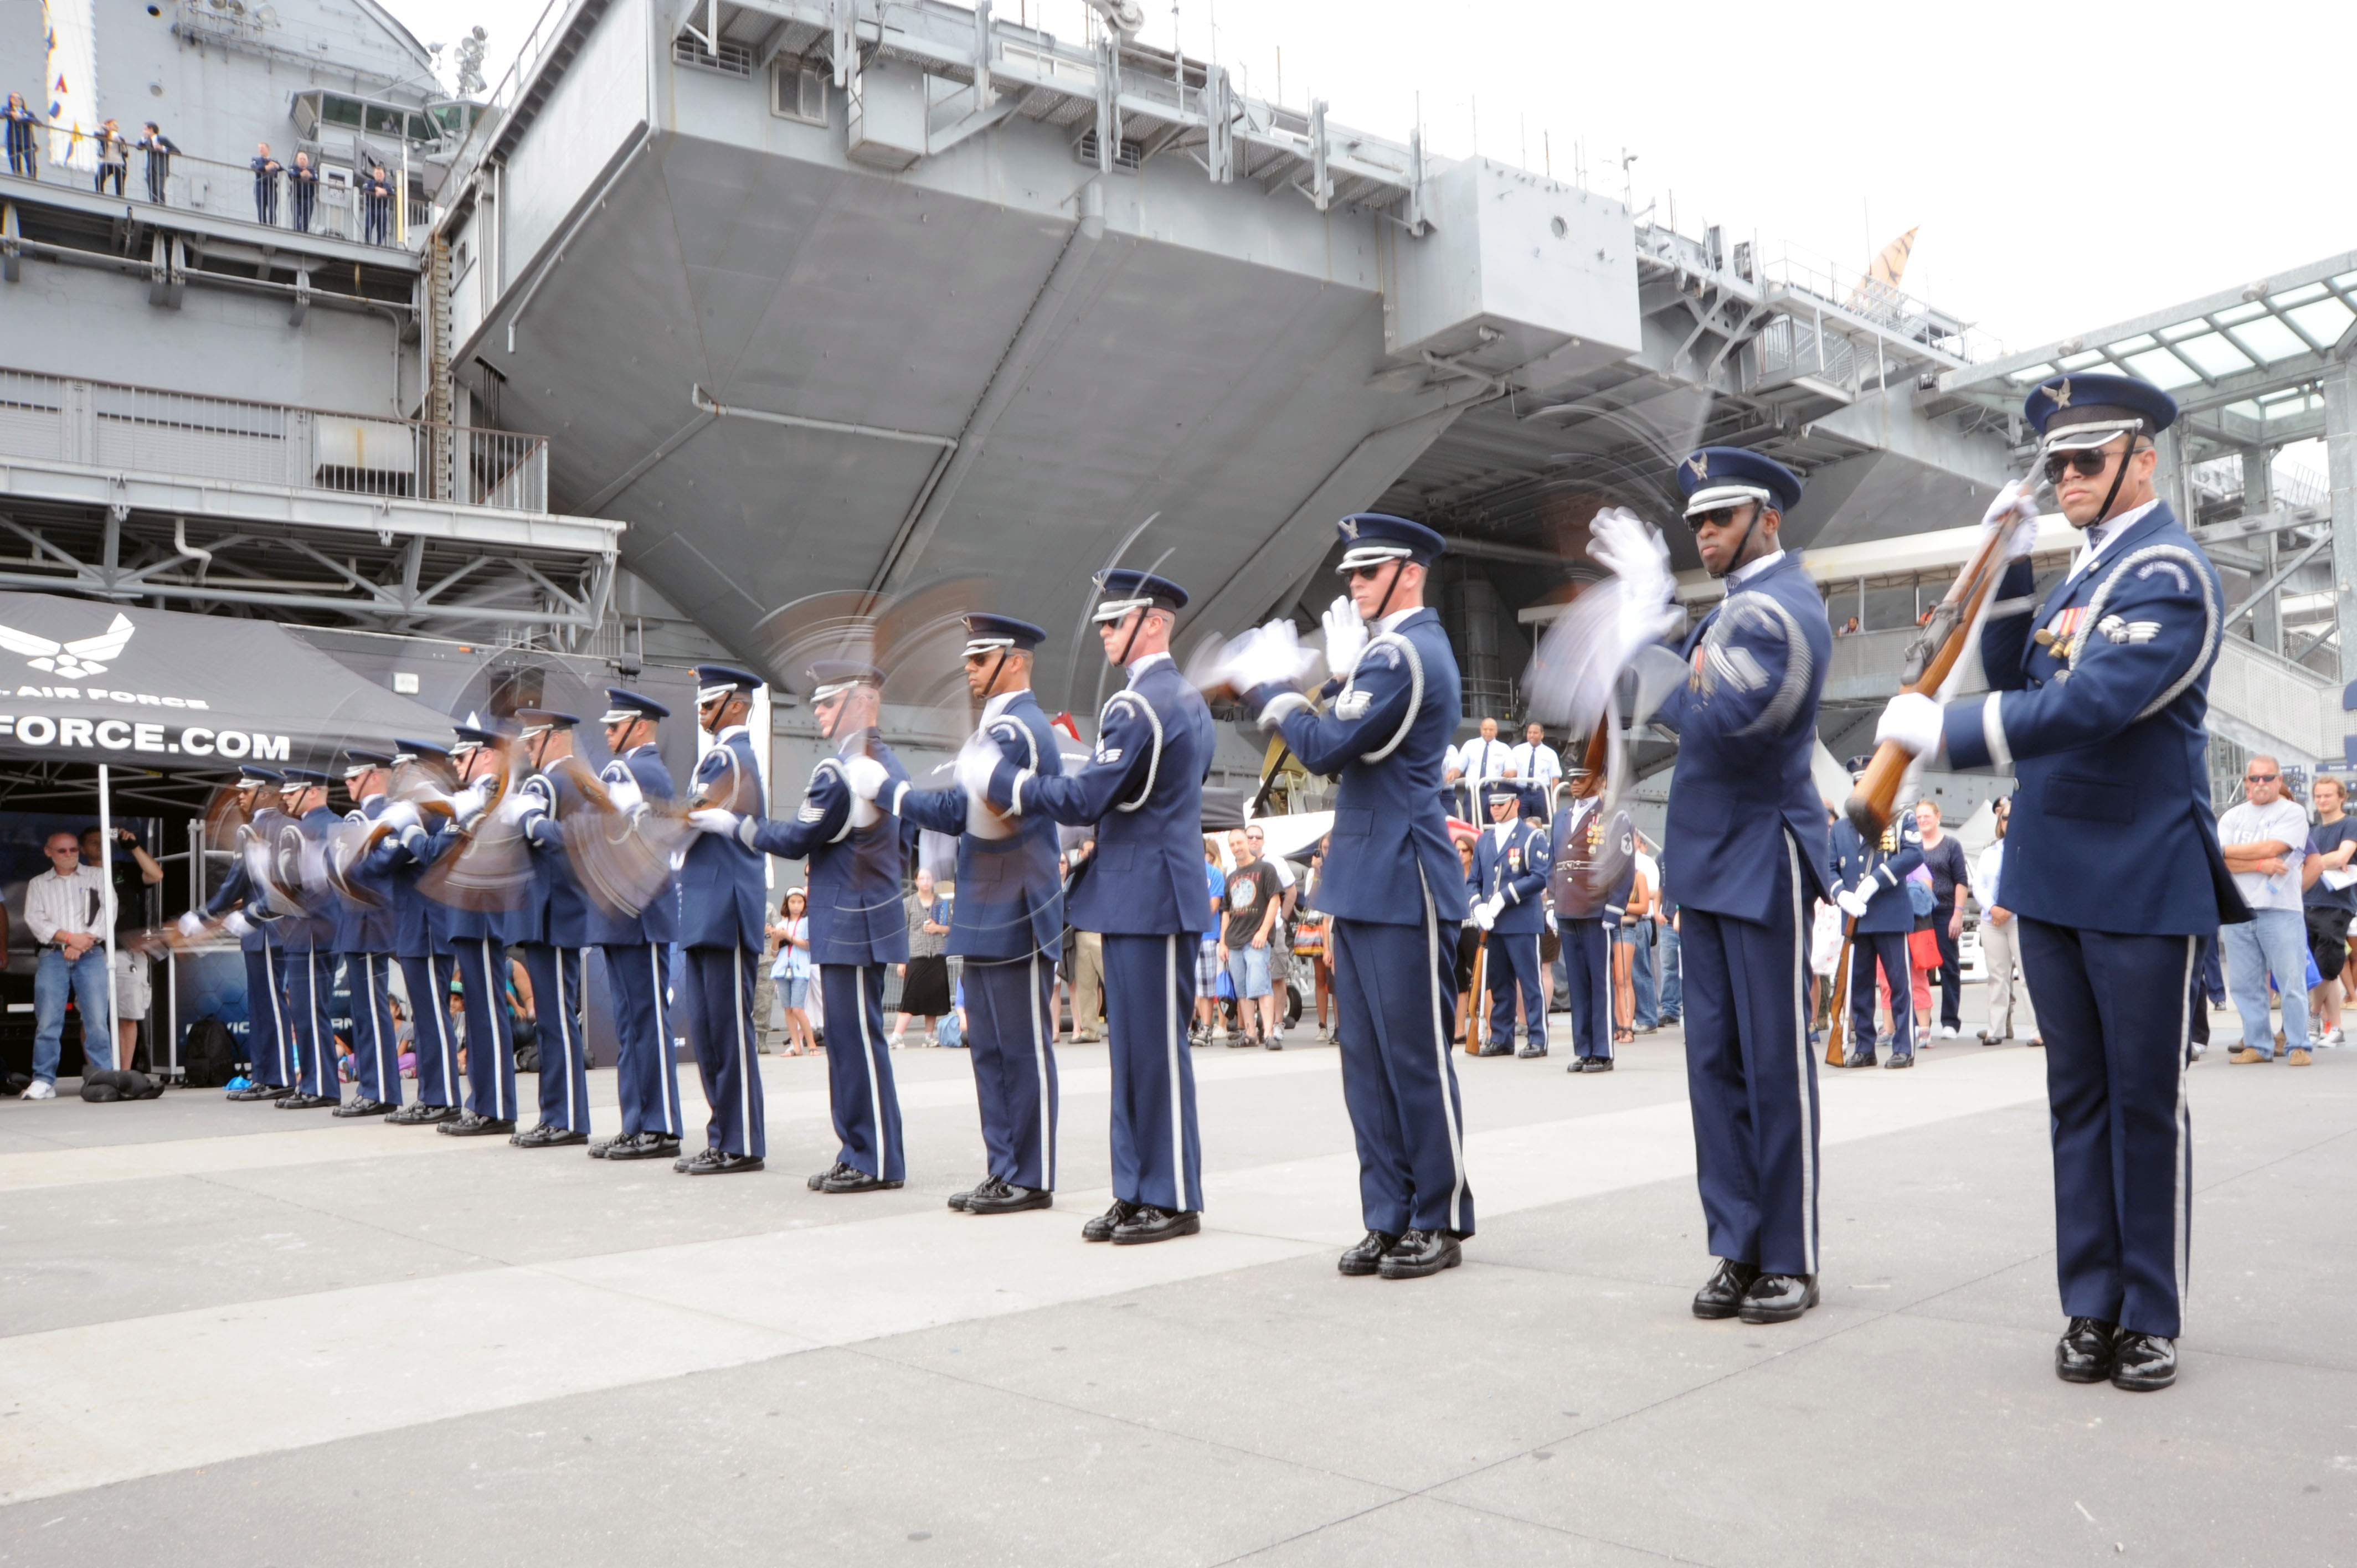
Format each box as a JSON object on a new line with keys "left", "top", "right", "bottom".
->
{"left": 1217, "top": 829, "right": 1284, "bottom": 1048}
{"left": 1912, "top": 801, "right": 1971, "bottom": 1039}
{"left": 2304, "top": 774, "right": 2357, "bottom": 1048}
{"left": 81, "top": 826, "right": 163, "bottom": 1066}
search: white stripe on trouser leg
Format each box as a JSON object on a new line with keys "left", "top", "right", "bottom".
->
{"left": 2174, "top": 934, "right": 2194, "bottom": 1316}
{"left": 554, "top": 949, "right": 572, "bottom": 1124}
{"left": 364, "top": 958, "right": 382, "bottom": 1097}
{"left": 485, "top": 939, "right": 507, "bottom": 1120}
{"left": 650, "top": 946, "right": 677, "bottom": 1133}
{"left": 855, "top": 964, "right": 882, "bottom": 1174}
{"left": 1029, "top": 952, "right": 1052, "bottom": 1188}
{"left": 305, "top": 952, "right": 318, "bottom": 1089}
{"left": 1166, "top": 935, "right": 1187, "bottom": 1211}
{"left": 263, "top": 945, "right": 284, "bottom": 1082}
{"left": 1785, "top": 833, "right": 1816, "bottom": 1277}
{"left": 1416, "top": 868, "right": 1468, "bottom": 1234}
{"left": 431, "top": 962, "right": 455, "bottom": 1103}
{"left": 733, "top": 945, "right": 751, "bottom": 1148}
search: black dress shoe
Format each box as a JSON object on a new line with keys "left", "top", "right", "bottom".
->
{"left": 966, "top": 1182, "right": 1052, "bottom": 1215}
{"left": 511, "top": 1122, "right": 586, "bottom": 1148}
{"left": 948, "top": 1174, "right": 1006, "bottom": 1211}
{"left": 2055, "top": 1317, "right": 2118, "bottom": 1383}
{"left": 822, "top": 1167, "right": 902, "bottom": 1194}
{"left": 809, "top": 1160, "right": 855, "bottom": 1192}
{"left": 1691, "top": 1258, "right": 1762, "bottom": 1319}
{"left": 1883, "top": 1053, "right": 1915, "bottom": 1070}
{"left": 438, "top": 1111, "right": 515, "bottom": 1137}
{"left": 1082, "top": 1200, "right": 1139, "bottom": 1242}
{"left": 229, "top": 1082, "right": 294, "bottom": 1102}
{"left": 332, "top": 1097, "right": 393, "bottom": 1118}
{"left": 1516, "top": 1044, "right": 1548, "bottom": 1059}
{"left": 1475, "top": 1040, "right": 1512, "bottom": 1058}
{"left": 1377, "top": 1229, "right": 1462, "bottom": 1279}
{"left": 604, "top": 1132, "right": 679, "bottom": 1162}
{"left": 387, "top": 1102, "right": 454, "bottom": 1125}
{"left": 1738, "top": 1272, "right": 1819, "bottom": 1324}
{"left": 1839, "top": 1050, "right": 1877, "bottom": 1068}
{"left": 677, "top": 1148, "right": 764, "bottom": 1175}
{"left": 1338, "top": 1230, "right": 1401, "bottom": 1276}
{"left": 1583, "top": 1057, "right": 1614, "bottom": 1073}
{"left": 276, "top": 1092, "right": 337, "bottom": 1110}
{"left": 1111, "top": 1205, "right": 1200, "bottom": 1245}
{"left": 2109, "top": 1332, "right": 2176, "bottom": 1391}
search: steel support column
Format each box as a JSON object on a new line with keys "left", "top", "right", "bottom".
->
{"left": 2327, "top": 357, "right": 2357, "bottom": 685}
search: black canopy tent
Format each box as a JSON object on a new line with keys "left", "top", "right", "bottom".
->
{"left": 0, "top": 591, "right": 459, "bottom": 1069}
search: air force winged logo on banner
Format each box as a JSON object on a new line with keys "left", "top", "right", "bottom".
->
{"left": 0, "top": 613, "right": 136, "bottom": 679}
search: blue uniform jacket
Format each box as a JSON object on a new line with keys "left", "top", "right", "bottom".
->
{"left": 585, "top": 744, "right": 680, "bottom": 948}
{"left": 1473, "top": 818, "right": 1550, "bottom": 934}
{"left": 1940, "top": 502, "right": 2244, "bottom": 935}
{"left": 1655, "top": 552, "right": 1834, "bottom": 922}
{"left": 677, "top": 726, "right": 768, "bottom": 950}
{"left": 1828, "top": 816, "right": 1923, "bottom": 936}
{"left": 1547, "top": 795, "right": 1635, "bottom": 925}
{"left": 407, "top": 811, "right": 510, "bottom": 945}
{"left": 204, "top": 830, "right": 281, "bottom": 953}
{"left": 281, "top": 804, "right": 343, "bottom": 951}
{"left": 511, "top": 764, "right": 594, "bottom": 947}
{"left": 745, "top": 730, "right": 911, "bottom": 965}
{"left": 996, "top": 654, "right": 1216, "bottom": 937}
{"left": 898, "top": 690, "right": 1066, "bottom": 961}
{"left": 332, "top": 796, "right": 398, "bottom": 953}
{"left": 367, "top": 811, "right": 447, "bottom": 961}
{"left": 1263, "top": 607, "right": 1468, "bottom": 927}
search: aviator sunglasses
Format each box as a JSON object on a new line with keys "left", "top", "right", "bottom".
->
{"left": 2042, "top": 446, "right": 2129, "bottom": 484}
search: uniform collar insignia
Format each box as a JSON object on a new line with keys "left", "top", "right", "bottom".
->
{"left": 1686, "top": 452, "right": 1709, "bottom": 480}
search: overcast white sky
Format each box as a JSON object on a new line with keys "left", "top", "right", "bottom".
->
{"left": 388, "top": 0, "right": 2356, "bottom": 352}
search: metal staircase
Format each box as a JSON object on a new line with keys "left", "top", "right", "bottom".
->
{"left": 426, "top": 234, "right": 455, "bottom": 502}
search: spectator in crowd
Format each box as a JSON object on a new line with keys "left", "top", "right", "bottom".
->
{"left": 1613, "top": 850, "right": 1654, "bottom": 1044}
{"left": 137, "top": 122, "right": 177, "bottom": 204}
{"left": 249, "top": 143, "right": 282, "bottom": 225}
{"left": 1218, "top": 827, "right": 1283, "bottom": 1048}
{"left": 1629, "top": 835, "right": 1662, "bottom": 1033}
{"left": 1654, "top": 854, "right": 1682, "bottom": 1027}
{"left": 95, "top": 119, "right": 127, "bottom": 195}
{"left": 1448, "top": 715, "right": 1510, "bottom": 817}
{"left": 1244, "top": 823, "right": 1296, "bottom": 1046}
{"left": 1970, "top": 796, "right": 2037, "bottom": 1046}
{"left": 82, "top": 824, "right": 162, "bottom": 1067}
{"left": 1510, "top": 722, "right": 1562, "bottom": 786}
{"left": 1915, "top": 800, "right": 1970, "bottom": 1039}
{"left": 2218, "top": 753, "right": 2313, "bottom": 1064}
{"left": 2304, "top": 773, "right": 2356, "bottom": 1049}
{"left": 891, "top": 866, "right": 950, "bottom": 1047}
{"left": 1454, "top": 831, "right": 1483, "bottom": 1045}
{"left": 1192, "top": 837, "right": 1223, "bottom": 1046}
{"left": 1065, "top": 839, "right": 1104, "bottom": 1045}
{"left": 769, "top": 889, "right": 815, "bottom": 1056}
{"left": 363, "top": 162, "right": 394, "bottom": 245}
{"left": 1297, "top": 836, "right": 1333, "bottom": 1043}
{"left": 1836, "top": 615, "right": 1860, "bottom": 637}
{"left": 1890, "top": 863, "right": 1937, "bottom": 1041}
{"left": 287, "top": 151, "right": 317, "bottom": 233}
{"left": 22, "top": 832, "right": 115, "bottom": 1098}
{"left": 4, "top": 93, "right": 34, "bottom": 177}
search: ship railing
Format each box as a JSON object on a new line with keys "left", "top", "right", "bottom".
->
{"left": 0, "top": 366, "right": 548, "bottom": 512}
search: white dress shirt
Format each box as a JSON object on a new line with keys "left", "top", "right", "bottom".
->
{"left": 25, "top": 864, "right": 111, "bottom": 946}
{"left": 1509, "top": 741, "right": 1562, "bottom": 782}
{"left": 1970, "top": 841, "right": 2006, "bottom": 912}
{"left": 1455, "top": 735, "right": 1509, "bottom": 783}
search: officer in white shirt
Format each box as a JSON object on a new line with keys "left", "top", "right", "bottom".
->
{"left": 1447, "top": 716, "right": 1510, "bottom": 819}
{"left": 1509, "top": 723, "right": 1562, "bottom": 787}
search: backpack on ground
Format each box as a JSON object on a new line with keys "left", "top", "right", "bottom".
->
{"left": 183, "top": 1017, "right": 236, "bottom": 1088}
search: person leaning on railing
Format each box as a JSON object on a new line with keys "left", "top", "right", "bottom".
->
{"left": 289, "top": 151, "right": 317, "bottom": 233}
{"left": 95, "top": 119, "right": 128, "bottom": 195}
{"left": 250, "top": 142, "right": 282, "bottom": 226}
{"left": 362, "top": 163, "right": 394, "bottom": 245}
{"left": 137, "top": 122, "right": 178, "bottom": 203}
{"left": 4, "top": 93, "right": 35, "bottom": 178}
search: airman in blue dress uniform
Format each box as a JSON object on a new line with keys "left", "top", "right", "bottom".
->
{"left": 585, "top": 690, "right": 685, "bottom": 1163}
{"left": 1872, "top": 372, "right": 2246, "bottom": 1391}
{"left": 329, "top": 750, "right": 402, "bottom": 1118}
{"left": 421, "top": 721, "right": 522, "bottom": 1138}
{"left": 882, "top": 614, "right": 1067, "bottom": 1215}
{"left": 1593, "top": 447, "right": 1833, "bottom": 1324}
{"left": 379, "top": 740, "right": 464, "bottom": 1126}
{"left": 191, "top": 766, "right": 296, "bottom": 1100}
{"left": 700, "top": 659, "right": 913, "bottom": 1194}
{"left": 1471, "top": 782, "right": 1552, "bottom": 1058}
{"left": 676, "top": 666, "right": 771, "bottom": 1175}
{"left": 508, "top": 710, "right": 596, "bottom": 1148}
{"left": 275, "top": 768, "right": 343, "bottom": 1111}
{"left": 1826, "top": 754, "right": 1924, "bottom": 1068}
{"left": 978, "top": 569, "right": 1217, "bottom": 1245}
{"left": 1228, "top": 513, "right": 1473, "bottom": 1280}
{"left": 1548, "top": 763, "right": 1634, "bottom": 1072}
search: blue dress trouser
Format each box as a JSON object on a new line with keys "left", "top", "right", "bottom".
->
{"left": 287, "top": 947, "right": 337, "bottom": 1098}
{"left": 342, "top": 952, "right": 400, "bottom": 1106}
{"left": 1563, "top": 920, "right": 1612, "bottom": 1060}
{"left": 680, "top": 943, "right": 763, "bottom": 1156}
{"left": 518, "top": 943, "right": 591, "bottom": 1132}
{"left": 2017, "top": 919, "right": 2197, "bottom": 1338}
{"left": 819, "top": 963, "right": 905, "bottom": 1181}
{"left": 1330, "top": 906, "right": 1474, "bottom": 1238}
{"left": 963, "top": 952, "right": 1059, "bottom": 1190}
{"left": 399, "top": 954, "right": 460, "bottom": 1107}
{"left": 1847, "top": 930, "right": 1913, "bottom": 1059}
{"left": 1102, "top": 933, "right": 1202, "bottom": 1213}
{"left": 1484, "top": 929, "right": 1547, "bottom": 1050}
{"left": 451, "top": 935, "right": 518, "bottom": 1122}
{"left": 604, "top": 942, "right": 682, "bottom": 1138}
{"left": 244, "top": 943, "right": 295, "bottom": 1087}
{"left": 1681, "top": 833, "right": 1818, "bottom": 1277}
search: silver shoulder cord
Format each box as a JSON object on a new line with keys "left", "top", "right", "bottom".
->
{"left": 1099, "top": 689, "right": 1162, "bottom": 813}
{"left": 2069, "top": 544, "right": 2220, "bottom": 722}
{"left": 1345, "top": 631, "right": 1424, "bottom": 765}
{"left": 809, "top": 755, "right": 855, "bottom": 845}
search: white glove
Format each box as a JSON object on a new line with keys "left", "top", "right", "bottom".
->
{"left": 177, "top": 911, "right": 206, "bottom": 940}
{"left": 1473, "top": 895, "right": 1501, "bottom": 931}
{"left": 604, "top": 776, "right": 644, "bottom": 814}
{"left": 689, "top": 808, "right": 740, "bottom": 837}
{"left": 223, "top": 910, "right": 254, "bottom": 938}
{"left": 1219, "top": 619, "right": 1321, "bottom": 701}
{"left": 1875, "top": 692, "right": 1944, "bottom": 759}
{"left": 1836, "top": 886, "right": 1871, "bottom": 920}
{"left": 955, "top": 734, "right": 1015, "bottom": 840}
{"left": 1544, "top": 909, "right": 1558, "bottom": 935}
{"left": 379, "top": 801, "right": 421, "bottom": 837}
{"left": 454, "top": 778, "right": 493, "bottom": 828}
{"left": 1588, "top": 506, "right": 1684, "bottom": 659}
{"left": 1980, "top": 479, "right": 2041, "bottom": 562}
{"left": 843, "top": 755, "right": 889, "bottom": 801}
{"left": 1321, "top": 595, "right": 1367, "bottom": 678}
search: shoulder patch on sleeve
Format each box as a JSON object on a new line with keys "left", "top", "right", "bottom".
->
{"left": 2134, "top": 556, "right": 2194, "bottom": 594}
